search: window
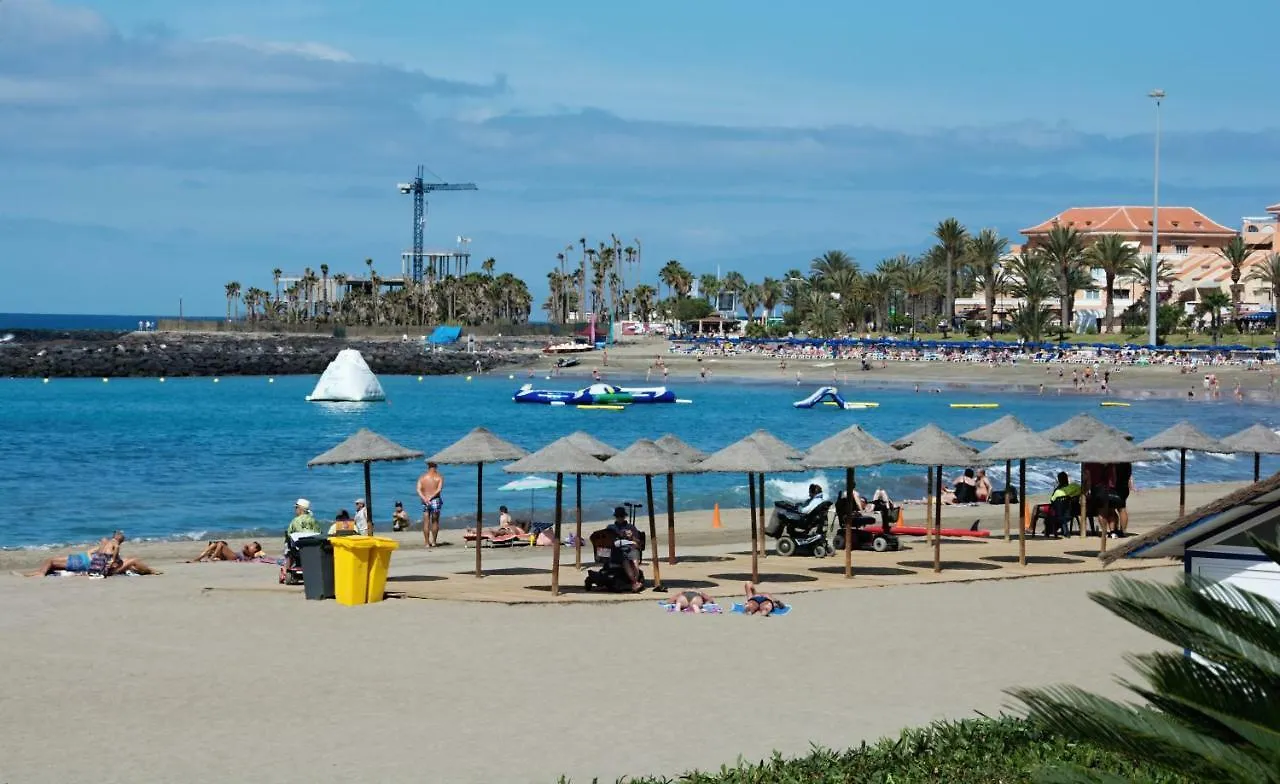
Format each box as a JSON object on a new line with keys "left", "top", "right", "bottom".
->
{"left": 1114, "top": 289, "right": 1131, "bottom": 300}
{"left": 1175, "top": 244, "right": 1190, "bottom": 255}
{"left": 1085, "top": 290, "right": 1100, "bottom": 300}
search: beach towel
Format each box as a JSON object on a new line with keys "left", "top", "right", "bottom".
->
{"left": 657, "top": 601, "right": 723, "bottom": 614}
{"left": 730, "top": 602, "right": 791, "bottom": 616}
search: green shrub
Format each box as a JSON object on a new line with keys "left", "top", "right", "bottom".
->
{"left": 557, "top": 717, "right": 1191, "bottom": 784}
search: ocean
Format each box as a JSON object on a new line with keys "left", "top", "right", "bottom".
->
{"left": 1, "top": 373, "right": 1274, "bottom": 549}
{"left": 0, "top": 313, "right": 217, "bottom": 331}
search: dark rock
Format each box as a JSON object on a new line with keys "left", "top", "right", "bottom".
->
{"left": 0, "top": 331, "right": 529, "bottom": 378}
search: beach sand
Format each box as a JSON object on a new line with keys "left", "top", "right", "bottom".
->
{"left": 532, "top": 336, "right": 1278, "bottom": 399}
{"left": 0, "top": 482, "right": 1226, "bottom": 782}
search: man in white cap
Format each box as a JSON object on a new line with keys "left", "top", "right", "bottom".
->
{"left": 353, "top": 498, "right": 370, "bottom": 536}
{"left": 287, "top": 499, "right": 319, "bottom": 535}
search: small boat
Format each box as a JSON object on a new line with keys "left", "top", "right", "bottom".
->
{"left": 514, "top": 382, "right": 678, "bottom": 405}
{"left": 542, "top": 342, "right": 594, "bottom": 355}
{"left": 555, "top": 357, "right": 580, "bottom": 368}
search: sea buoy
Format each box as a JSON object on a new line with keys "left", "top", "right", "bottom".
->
{"left": 508, "top": 374, "right": 514, "bottom": 380}
{"left": 268, "top": 378, "right": 274, "bottom": 384}
{"left": 417, "top": 376, "right": 423, "bottom": 382}
{"left": 544, "top": 376, "right": 551, "bottom": 380}
{"left": 213, "top": 378, "right": 220, "bottom": 383}
{"left": 101, "top": 377, "right": 108, "bottom": 383}
{"left": 466, "top": 376, "right": 472, "bottom": 382}
{"left": 42, "top": 378, "right": 49, "bottom": 384}
{"left": 159, "top": 377, "right": 166, "bottom": 383}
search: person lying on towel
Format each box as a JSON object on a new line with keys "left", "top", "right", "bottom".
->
{"left": 743, "top": 582, "right": 785, "bottom": 616}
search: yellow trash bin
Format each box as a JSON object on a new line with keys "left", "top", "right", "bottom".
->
{"left": 330, "top": 536, "right": 375, "bottom": 606}
{"left": 366, "top": 537, "right": 400, "bottom": 604}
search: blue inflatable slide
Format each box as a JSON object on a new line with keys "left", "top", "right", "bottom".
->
{"left": 794, "top": 386, "right": 851, "bottom": 409}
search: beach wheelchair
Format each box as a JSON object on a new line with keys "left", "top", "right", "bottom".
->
{"left": 766, "top": 500, "right": 833, "bottom": 557}
{"left": 584, "top": 527, "right": 647, "bottom": 592}
{"left": 278, "top": 532, "right": 321, "bottom": 585}
{"left": 830, "top": 492, "right": 899, "bottom": 553}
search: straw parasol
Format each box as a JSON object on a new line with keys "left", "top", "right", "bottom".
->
{"left": 894, "top": 424, "right": 979, "bottom": 573}
{"left": 892, "top": 424, "right": 951, "bottom": 536}
{"left": 1039, "top": 413, "right": 1130, "bottom": 442}
{"left": 976, "top": 431, "right": 1071, "bottom": 565}
{"left": 698, "top": 434, "right": 805, "bottom": 583}
{"left": 962, "top": 415, "right": 1031, "bottom": 543}
{"left": 427, "top": 427, "right": 528, "bottom": 578}
{"left": 1064, "top": 431, "right": 1157, "bottom": 553}
{"left": 1138, "top": 421, "right": 1227, "bottom": 517}
{"left": 307, "top": 428, "right": 424, "bottom": 535}
{"left": 745, "top": 430, "right": 804, "bottom": 559}
{"left": 504, "top": 439, "right": 606, "bottom": 596}
{"left": 600, "top": 439, "right": 700, "bottom": 590}
{"left": 557, "top": 431, "right": 618, "bottom": 569}
{"left": 1220, "top": 423, "right": 1280, "bottom": 482}
{"left": 801, "top": 425, "right": 897, "bottom": 578}
{"left": 655, "top": 435, "right": 708, "bottom": 565}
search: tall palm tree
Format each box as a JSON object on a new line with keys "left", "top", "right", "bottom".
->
{"left": 272, "top": 268, "right": 282, "bottom": 310}
{"left": 631, "top": 284, "right": 657, "bottom": 322}
{"left": 965, "top": 228, "right": 1009, "bottom": 337}
{"left": 1040, "top": 225, "right": 1086, "bottom": 331}
{"left": 659, "top": 259, "right": 688, "bottom": 300}
{"left": 1197, "top": 289, "right": 1231, "bottom": 343}
{"left": 810, "top": 250, "right": 857, "bottom": 280}
{"left": 801, "top": 289, "right": 841, "bottom": 337}
{"left": 1218, "top": 235, "right": 1251, "bottom": 314}
{"left": 897, "top": 261, "right": 941, "bottom": 339}
{"left": 1085, "top": 234, "right": 1141, "bottom": 333}
{"left": 482, "top": 257, "right": 496, "bottom": 276}
{"left": 224, "top": 281, "right": 240, "bottom": 321}
{"left": 332, "top": 274, "right": 348, "bottom": 322}
{"left": 759, "top": 277, "right": 783, "bottom": 324}
{"left": 319, "top": 263, "right": 329, "bottom": 319}
{"left": 578, "top": 238, "right": 588, "bottom": 322}
{"left": 781, "top": 270, "right": 809, "bottom": 320}
{"left": 739, "top": 283, "right": 763, "bottom": 325}
{"left": 1246, "top": 252, "right": 1280, "bottom": 337}
{"left": 934, "top": 218, "right": 968, "bottom": 330}
{"left": 859, "top": 273, "right": 892, "bottom": 332}
{"left": 699, "top": 273, "right": 721, "bottom": 307}
{"left": 1132, "top": 255, "right": 1177, "bottom": 307}
{"left": 1012, "top": 539, "right": 1280, "bottom": 784}
{"left": 721, "top": 271, "right": 747, "bottom": 316}
{"left": 1006, "top": 250, "right": 1057, "bottom": 309}
{"left": 364, "top": 258, "right": 377, "bottom": 325}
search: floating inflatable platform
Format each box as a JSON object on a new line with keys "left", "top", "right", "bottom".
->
{"left": 1099, "top": 401, "right": 1131, "bottom": 407}
{"left": 794, "top": 386, "right": 873, "bottom": 410}
{"left": 950, "top": 403, "right": 999, "bottom": 409}
{"left": 514, "top": 382, "right": 677, "bottom": 405}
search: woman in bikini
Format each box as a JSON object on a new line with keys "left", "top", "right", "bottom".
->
{"left": 669, "top": 589, "right": 714, "bottom": 612}
{"left": 742, "top": 582, "right": 785, "bottom": 616}
{"left": 190, "top": 541, "right": 264, "bottom": 562}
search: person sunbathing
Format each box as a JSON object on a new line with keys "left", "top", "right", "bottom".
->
{"left": 107, "top": 556, "right": 161, "bottom": 576}
{"left": 189, "top": 541, "right": 264, "bottom": 562}
{"left": 670, "top": 589, "right": 714, "bottom": 612}
{"left": 25, "top": 531, "right": 123, "bottom": 577}
{"left": 742, "top": 582, "right": 785, "bottom": 616}
{"left": 465, "top": 507, "right": 527, "bottom": 540}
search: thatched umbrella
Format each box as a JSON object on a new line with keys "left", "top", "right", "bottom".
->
{"left": 1064, "top": 432, "right": 1157, "bottom": 553}
{"left": 893, "top": 425, "right": 948, "bottom": 535}
{"left": 894, "top": 424, "right": 979, "bottom": 573}
{"left": 1138, "top": 421, "right": 1227, "bottom": 517}
{"left": 1039, "top": 413, "right": 1130, "bottom": 442}
{"left": 1220, "top": 423, "right": 1280, "bottom": 482}
{"left": 427, "top": 427, "right": 528, "bottom": 578}
{"left": 601, "top": 439, "right": 700, "bottom": 590}
{"left": 801, "top": 425, "right": 897, "bottom": 578}
{"left": 698, "top": 435, "right": 804, "bottom": 583}
{"left": 655, "top": 434, "right": 708, "bottom": 565}
{"left": 307, "top": 428, "right": 424, "bottom": 535}
{"left": 976, "top": 431, "right": 1071, "bottom": 565}
{"left": 503, "top": 439, "right": 606, "bottom": 596}
{"left": 963, "top": 415, "right": 1032, "bottom": 542}
{"left": 558, "top": 431, "right": 618, "bottom": 569}
{"left": 745, "top": 430, "right": 804, "bottom": 558}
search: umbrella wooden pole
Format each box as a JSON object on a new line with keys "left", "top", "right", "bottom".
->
{"left": 933, "top": 465, "right": 943, "bottom": 573}
{"left": 844, "top": 466, "right": 855, "bottom": 579}
{"left": 473, "top": 463, "right": 484, "bottom": 577}
{"left": 748, "top": 472, "right": 759, "bottom": 584}
{"left": 666, "top": 473, "right": 677, "bottom": 565}
{"left": 363, "top": 461, "right": 374, "bottom": 536}
{"left": 1179, "top": 448, "right": 1187, "bottom": 517}
{"left": 925, "top": 467, "right": 934, "bottom": 545}
{"left": 1018, "top": 459, "right": 1027, "bottom": 566}
{"left": 574, "top": 474, "right": 583, "bottom": 570}
{"left": 1003, "top": 459, "right": 1011, "bottom": 542}
{"left": 646, "top": 475, "right": 662, "bottom": 590}
{"left": 1079, "top": 465, "right": 1088, "bottom": 539}
{"left": 1254, "top": 452, "right": 1261, "bottom": 483}
{"left": 551, "top": 473, "right": 564, "bottom": 596}
{"left": 758, "top": 473, "right": 767, "bottom": 558}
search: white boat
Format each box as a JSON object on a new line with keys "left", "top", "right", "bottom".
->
{"left": 542, "top": 342, "right": 595, "bottom": 354}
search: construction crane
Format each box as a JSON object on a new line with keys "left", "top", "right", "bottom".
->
{"left": 397, "top": 165, "right": 477, "bottom": 282}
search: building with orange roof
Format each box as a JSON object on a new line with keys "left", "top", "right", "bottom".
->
{"left": 954, "top": 203, "right": 1280, "bottom": 332}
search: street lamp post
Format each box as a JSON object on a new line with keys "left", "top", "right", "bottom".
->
{"left": 1147, "top": 89, "right": 1165, "bottom": 347}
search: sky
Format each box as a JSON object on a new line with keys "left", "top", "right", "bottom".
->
{"left": 1, "top": 0, "right": 1278, "bottom": 316}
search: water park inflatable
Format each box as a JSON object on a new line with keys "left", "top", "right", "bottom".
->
{"left": 514, "top": 382, "right": 678, "bottom": 405}
{"left": 306, "top": 349, "right": 386, "bottom": 402}
{"left": 793, "top": 387, "right": 877, "bottom": 410}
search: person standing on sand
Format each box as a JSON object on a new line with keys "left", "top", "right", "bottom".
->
{"left": 418, "top": 462, "right": 444, "bottom": 547}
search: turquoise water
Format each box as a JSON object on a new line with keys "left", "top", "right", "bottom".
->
{"left": 2, "top": 373, "right": 1276, "bottom": 548}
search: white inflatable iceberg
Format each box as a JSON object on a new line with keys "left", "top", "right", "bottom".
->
{"left": 306, "top": 349, "right": 386, "bottom": 402}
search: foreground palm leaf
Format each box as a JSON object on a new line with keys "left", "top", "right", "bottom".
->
{"left": 1010, "top": 538, "right": 1280, "bottom": 783}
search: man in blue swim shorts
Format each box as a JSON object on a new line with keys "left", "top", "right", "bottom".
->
{"left": 25, "top": 531, "right": 124, "bottom": 577}
{"left": 416, "top": 461, "right": 445, "bottom": 548}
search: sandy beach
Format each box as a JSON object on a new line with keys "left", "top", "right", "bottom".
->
{"left": 0, "top": 480, "right": 1227, "bottom": 782}
{"left": 529, "top": 336, "right": 1280, "bottom": 400}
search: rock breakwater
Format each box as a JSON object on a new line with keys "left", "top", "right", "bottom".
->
{"left": 0, "top": 331, "right": 524, "bottom": 378}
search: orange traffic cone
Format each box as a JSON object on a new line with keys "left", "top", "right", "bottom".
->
{"left": 712, "top": 503, "right": 722, "bottom": 529}
{"left": 1023, "top": 504, "right": 1032, "bottom": 532}
{"left": 895, "top": 506, "right": 905, "bottom": 526}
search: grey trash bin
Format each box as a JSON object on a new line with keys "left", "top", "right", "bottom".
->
{"left": 296, "top": 536, "right": 335, "bottom": 600}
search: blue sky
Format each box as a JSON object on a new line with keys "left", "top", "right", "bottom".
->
{"left": 2, "top": 0, "right": 1278, "bottom": 315}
